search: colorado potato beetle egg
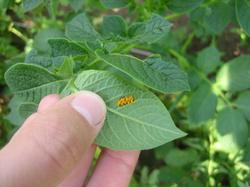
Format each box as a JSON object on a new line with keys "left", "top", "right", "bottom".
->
{"left": 117, "top": 96, "right": 135, "bottom": 107}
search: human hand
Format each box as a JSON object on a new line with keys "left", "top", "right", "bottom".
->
{"left": 0, "top": 92, "right": 140, "bottom": 187}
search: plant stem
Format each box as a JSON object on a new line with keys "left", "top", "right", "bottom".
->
{"left": 8, "top": 23, "right": 29, "bottom": 43}
{"left": 168, "top": 49, "right": 233, "bottom": 107}
{"left": 165, "top": 13, "right": 184, "bottom": 21}
{"left": 181, "top": 33, "right": 194, "bottom": 54}
{"left": 207, "top": 125, "right": 216, "bottom": 187}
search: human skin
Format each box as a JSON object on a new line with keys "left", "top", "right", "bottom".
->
{"left": 0, "top": 91, "right": 140, "bottom": 187}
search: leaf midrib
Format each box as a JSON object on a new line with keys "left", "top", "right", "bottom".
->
{"left": 97, "top": 53, "right": 166, "bottom": 93}
{"left": 107, "top": 107, "right": 183, "bottom": 136}
{"left": 15, "top": 79, "right": 69, "bottom": 94}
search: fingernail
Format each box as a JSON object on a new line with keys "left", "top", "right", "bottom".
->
{"left": 71, "top": 91, "right": 106, "bottom": 126}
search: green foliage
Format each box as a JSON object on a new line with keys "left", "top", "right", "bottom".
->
{"left": 188, "top": 83, "right": 217, "bottom": 125}
{"left": 1, "top": 0, "right": 250, "bottom": 186}
{"left": 217, "top": 55, "right": 250, "bottom": 92}
{"left": 236, "top": 0, "right": 250, "bottom": 36}
{"left": 101, "top": 15, "right": 127, "bottom": 37}
{"left": 128, "top": 14, "right": 172, "bottom": 43}
{"left": 23, "top": 0, "right": 43, "bottom": 12}
{"left": 4, "top": 12, "right": 187, "bottom": 150}
{"left": 100, "top": 0, "right": 129, "bottom": 8}
{"left": 235, "top": 91, "right": 250, "bottom": 121}
{"left": 196, "top": 44, "right": 221, "bottom": 74}
{"left": 215, "top": 107, "right": 248, "bottom": 153}
{"left": 167, "top": 0, "right": 204, "bottom": 13}
{"left": 65, "top": 13, "right": 101, "bottom": 42}
{"left": 97, "top": 53, "right": 189, "bottom": 93}
{"left": 71, "top": 70, "right": 185, "bottom": 149}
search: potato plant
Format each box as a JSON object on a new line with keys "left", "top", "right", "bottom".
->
{"left": 1, "top": 0, "right": 250, "bottom": 186}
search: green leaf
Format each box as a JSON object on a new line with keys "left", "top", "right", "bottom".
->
{"left": 216, "top": 55, "right": 250, "bottom": 92}
{"left": 5, "top": 63, "right": 57, "bottom": 92}
{"left": 19, "top": 102, "right": 38, "bottom": 119}
{"left": 196, "top": 44, "right": 221, "bottom": 74}
{"left": 70, "top": 0, "right": 84, "bottom": 11}
{"left": 101, "top": 15, "right": 127, "bottom": 37}
{"left": 5, "top": 96, "right": 25, "bottom": 126}
{"left": 100, "top": 0, "right": 128, "bottom": 8}
{"left": 165, "top": 148, "right": 199, "bottom": 167}
{"left": 158, "top": 167, "right": 186, "bottom": 184}
{"left": 204, "top": 2, "right": 231, "bottom": 34}
{"left": 34, "top": 28, "right": 64, "bottom": 53}
{"left": 48, "top": 38, "right": 87, "bottom": 57}
{"left": 5, "top": 64, "right": 67, "bottom": 103}
{"left": 0, "top": 0, "right": 11, "bottom": 11}
{"left": 235, "top": 91, "right": 250, "bottom": 121}
{"left": 97, "top": 53, "right": 189, "bottom": 93}
{"left": 67, "top": 70, "right": 186, "bottom": 150}
{"left": 23, "top": 0, "right": 43, "bottom": 12}
{"left": 236, "top": 0, "right": 250, "bottom": 35}
{"left": 145, "top": 57, "right": 190, "bottom": 92}
{"left": 215, "top": 107, "right": 249, "bottom": 153}
{"left": 55, "top": 57, "right": 74, "bottom": 79}
{"left": 25, "top": 50, "right": 65, "bottom": 71}
{"left": 65, "top": 13, "right": 101, "bottom": 42}
{"left": 128, "top": 14, "right": 172, "bottom": 44}
{"left": 188, "top": 83, "right": 217, "bottom": 125}
{"left": 167, "top": 0, "right": 204, "bottom": 13}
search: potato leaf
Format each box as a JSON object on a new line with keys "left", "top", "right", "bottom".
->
{"left": 5, "top": 63, "right": 67, "bottom": 103}
{"left": 64, "top": 70, "right": 186, "bottom": 150}
{"left": 236, "top": 0, "right": 250, "bottom": 36}
{"left": 19, "top": 102, "right": 38, "bottom": 119}
{"left": 97, "top": 53, "right": 189, "bottom": 93}
{"left": 100, "top": 0, "right": 128, "bottom": 8}
{"left": 48, "top": 38, "right": 87, "bottom": 57}
{"left": 235, "top": 91, "right": 250, "bottom": 121}
{"left": 128, "top": 14, "right": 172, "bottom": 44}
{"left": 167, "top": 0, "right": 204, "bottom": 13}
{"left": 215, "top": 107, "right": 248, "bottom": 153}
{"left": 188, "top": 83, "right": 217, "bottom": 125}
{"left": 101, "top": 15, "right": 127, "bottom": 37}
{"left": 216, "top": 55, "right": 250, "bottom": 92}
{"left": 65, "top": 13, "right": 101, "bottom": 42}
{"left": 23, "top": 0, "right": 43, "bottom": 12}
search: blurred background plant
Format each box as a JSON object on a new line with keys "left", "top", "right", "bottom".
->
{"left": 0, "top": 0, "right": 250, "bottom": 186}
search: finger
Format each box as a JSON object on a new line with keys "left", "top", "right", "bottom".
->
{"left": 23, "top": 95, "right": 61, "bottom": 127}
{"left": 58, "top": 145, "right": 96, "bottom": 187}
{"left": 38, "top": 94, "right": 60, "bottom": 112}
{"left": 87, "top": 150, "right": 140, "bottom": 187}
{"left": 0, "top": 91, "right": 106, "bottom": 187}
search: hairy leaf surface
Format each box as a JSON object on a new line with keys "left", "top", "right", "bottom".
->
{"left": 65, "top": 13, "right": 101, "bottom": 42}
{"left": 19, "top": 102, "right": 38, "bottom": 119}
{"left": 101, "top": 15, "right": 127, "bottom": 37}
{"left": 66, "top": 70, "right": 186, "bottom": 150}
{"left": 97, "top": 53, "right": 189, "bottom": 93}
{"left": 5, "top": 64, "right": 67, "bottom": 103}
{"left": 48, "top": 38, "right": 87, "bottom": 57}
{"left": 128, "top": 15, "right": 172, "bottom": 43}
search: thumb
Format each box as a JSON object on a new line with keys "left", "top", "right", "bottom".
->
{"left": 0, "top": 91, "right": 106, "bottom": 187}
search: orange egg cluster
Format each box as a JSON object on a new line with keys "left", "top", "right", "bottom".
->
{"left": 117, "top": 96, "right": 135, "bottom": 107}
